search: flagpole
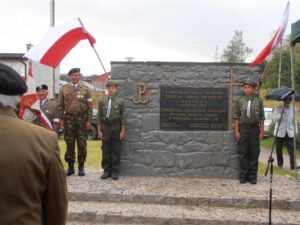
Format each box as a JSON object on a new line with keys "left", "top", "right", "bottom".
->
{"left": 278, "top": 39, "right": 283, "bottom": 88}
{"left": 260, "top": 59, "right": 272, "bottom": 82}
{"left": 77, "top": 18, "right": 107, "bottom": 74}
{"left": 50, "top": 0, "right": 56, "bottom": 99}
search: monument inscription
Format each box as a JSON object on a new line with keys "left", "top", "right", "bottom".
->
{"left": 160, "top": 86, "right": 228, "bottom": 131}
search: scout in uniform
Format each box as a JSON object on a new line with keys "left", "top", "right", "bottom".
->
{"left": 35, "top": 84, "right": 60, "bottom": 134}
{"left": 58, "top": 68, "right": 93, "bottom": 176}
{"left": 0, "top": 63, "right": 68, "bottom": 225}
{"left": 97, "top": 81, "right": 125, "bottom": 180}
{"left": 234, "top": 78, "right": 265, "bottom": 184}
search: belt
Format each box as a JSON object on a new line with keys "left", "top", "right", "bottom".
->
{"left": 240, "top": 124, "right": 259, "bottom": 128}
{"left": 65, "top": 112, "right": 84, "bottom": 117}
{"left": 102, "top": 120, "right": 120, "bottom": 125}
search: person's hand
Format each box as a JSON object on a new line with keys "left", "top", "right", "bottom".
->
{"left": 235, "top": 131, "right": 240, "bottom": 141}
{"left": 86, "top": 121, "right": 92, "bottom": 130}
{"left": 259, "top": 131, "right": 264, "bottom": 141}
{"left": 98, "top": 131, "right": 102, "bottom": 140}
{"left": 120, "top": 130, "right": 125, "bottom": 140}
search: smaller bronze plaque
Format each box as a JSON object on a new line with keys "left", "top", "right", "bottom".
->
{"left": 160, "top": 86, "right": 228, "bottom": 131}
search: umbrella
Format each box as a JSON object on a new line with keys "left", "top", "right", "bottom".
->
{"left": 265, "top": 87, "right": 300, "bottom": 101}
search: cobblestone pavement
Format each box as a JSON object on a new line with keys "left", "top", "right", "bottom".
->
{"left": 67, "top": 169, "right": 300, "bottom": 203}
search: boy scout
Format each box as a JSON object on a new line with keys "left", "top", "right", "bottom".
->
{"left": 97, "top": 81, "right": 125, "bottom": 180}
{"left": 234, "top": 78, "right": 265, "bottom": 184}
{"left": 35, "top": 84, "right": 60, "bottom": 134}
{"left": 58, "top": 68, "right": 93, "bottom": 176}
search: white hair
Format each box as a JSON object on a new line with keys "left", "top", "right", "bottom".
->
{"left": 0, "top": 94, "right": 21, "bottom": 109}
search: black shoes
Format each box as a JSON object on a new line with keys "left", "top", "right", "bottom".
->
{"left": 66, "top": 168, "right": 75, "bottom": 176}
{"left": 111, "top": 173, "right": 119, "bottom": 180}
{"left": 239, "top": 178, "right": 246, "bottom": 184}
{"left": 66, "top": 161, "right": 75, "bottom": 176}
{"left": 101, "top": 172, "right": 110, "bottom": 179}
{"left": 78, "top": 163, "right": 85, "bottom": 176}
{"left": 239, "top": 177, "right": 257, "bottom": 185}
{"left": 249, "top": 179, "right": 257, "bottom": 185}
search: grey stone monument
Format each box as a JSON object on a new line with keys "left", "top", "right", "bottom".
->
{"left": 111, "top": 61, "right": 260, "bottom": 179}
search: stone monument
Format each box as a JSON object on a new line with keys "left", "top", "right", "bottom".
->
{"left": 111, "top": 62, "right": 260, "bottom": 179}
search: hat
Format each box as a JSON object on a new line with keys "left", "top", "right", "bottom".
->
{"left": 106, "top": 81, "right": 118, "bottom": 87}
{"left": 243, "top": 78, "right": 256, "bottom": 87}
{"left": 68, "top": 67, "right": 80, "bottom": 75}
{"left": 0, "top": 63, "right": 27, "bottom": 95}
{"left": 36, "top": 84, "right": 48, "bottom": 92}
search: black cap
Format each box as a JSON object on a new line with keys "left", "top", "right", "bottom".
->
{"left": 36, "top": 84, "right": 48, "bottom": 91}
{"left": 0, "top": 63, "right": 27, "bottom": 95}
{"left": 68, "top": 67, "right": 80, "bottom": 75}
{"left": 106, "top": 81, "right": 118, "bottom": 87}
{"left": 243, "top": 78, "right": 256, "bottom": 87}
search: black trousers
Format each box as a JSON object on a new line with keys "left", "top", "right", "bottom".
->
{"left": 101, "top": 123, "right": 122, "bottom": 175}
{"left": 275, "top": 134, "right": 295, "bottom": 169}
{"left": 237, "top": 125, "right": 260, "bottom": 180}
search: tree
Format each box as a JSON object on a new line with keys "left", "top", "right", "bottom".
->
{"left": 221, "top": 30, "right": 253, "bottom": 63}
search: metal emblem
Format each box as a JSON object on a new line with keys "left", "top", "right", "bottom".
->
{"left": 132, "top": 82, "right": 149, "bottom": 104}
{"left": 22, "top": 108, "right": 36, "bottom": 122}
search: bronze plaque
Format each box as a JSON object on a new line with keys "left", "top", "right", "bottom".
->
{"left": 160, "top": 86, "right": 228, "bottom": 131}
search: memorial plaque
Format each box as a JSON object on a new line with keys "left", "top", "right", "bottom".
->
{"left": 160, "top": 86, "right": 228, "bottom": 130}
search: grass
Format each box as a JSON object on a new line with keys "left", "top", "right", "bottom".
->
{"left": 58, "top": 138, "right": 102, "bottom": 169}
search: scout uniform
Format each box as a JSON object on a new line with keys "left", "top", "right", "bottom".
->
{"left": 98, "top": 81, "right": 125, "bottom": 180}
{"left": 0, "top": 63, "right": 68, "bottom": 225}
{"left": 234, "top": 78, "right": 265, "bottom": 184}
{"left": 58, "top": 68, "right": 93, "bottom": 176}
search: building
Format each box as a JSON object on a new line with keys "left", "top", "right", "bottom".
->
{"left": 0, "top": 53, "right": 60, "bottom": 99}
{"left": 91, "top": 72, "right": 111, "bottom": 90}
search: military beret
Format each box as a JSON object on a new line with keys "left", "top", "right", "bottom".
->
{"left": 36, "top": 84, "right": 48, "bottom": 91}
{"left": 0, "top": 63, "right": 27, "bottom": 96}
{"left": 68, "top": 67, "right": 80, "bottom": 75}
{"left": 106, "top": 81, "right": 118, "bottom": 87}
{"left": 243, "top": 78, "right": 256, "bottom": 87}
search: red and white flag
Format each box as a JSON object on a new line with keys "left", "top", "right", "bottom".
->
{"left": 24, "top": 18, "right": 96, "bottom": 68}
{"left": 250, "top": 2, "right": 289, "bottom": 66}
{"left": 19, "top": 63, "right": 52, "bottom": 130}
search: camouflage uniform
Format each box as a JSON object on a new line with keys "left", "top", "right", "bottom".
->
{"left": 58, "top": 82, "right": 93, "bottom": 165}
{"left": 234, "top": 95, "right": 265, "bottom": 182}
{"left": 98, "top": 94, "right": 125, "bottom": 177}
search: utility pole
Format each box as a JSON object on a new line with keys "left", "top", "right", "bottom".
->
{"left": 214, "top": 45, "right": 219, "bottom": 62}
{"left": 50, "top": 0, "right": 56, "bottom": 98}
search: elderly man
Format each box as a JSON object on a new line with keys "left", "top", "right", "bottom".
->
{"left": 35, "top": 84, "right": 60, "bottom": 133}
{"left": 0, "top": 63, "right": 68, "bottom": 225}
{"left": 59, "top": 67, "right": 93, "bottom": 176}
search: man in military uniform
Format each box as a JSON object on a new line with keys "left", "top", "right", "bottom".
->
{"left": 58, "top": 68, "right": 93, "bottom": 176}
{"left": 0, "top": 63, "right": 68, "bottom": 225}
{"left": 234, "top": 78, "right": 265, "bottom": 184}
{"left": 35, "top": 84, "right": 60, "bottom": 134}
{"left": 97, "top": 81, "right": 125, "bottom": 180}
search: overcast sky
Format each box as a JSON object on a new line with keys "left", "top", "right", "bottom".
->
{"left": 1, "top": 0, "right": 299, "bottom": 75}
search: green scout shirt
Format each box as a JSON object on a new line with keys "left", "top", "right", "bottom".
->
{"left": 98, "top": 95, "right": 125, "bottom": 125}
{"left": 58, "top": 82, "right": 93, "bottom": 122}
{"left": 234, "top": 95, "right": 265, "bottom": 125}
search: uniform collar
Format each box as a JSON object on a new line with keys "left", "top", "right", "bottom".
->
{"left": 244, "top": 95, "right": 254, "bottom": 101}
{"left": 0, "top": 107, "right": 18, "bottom": 118}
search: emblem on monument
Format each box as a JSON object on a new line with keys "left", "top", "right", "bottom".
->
{"left": 132, "top": 82, "right": 149, "bottom": 104}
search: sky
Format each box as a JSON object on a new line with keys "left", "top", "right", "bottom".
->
{"left": 1, "top": 0, "right": 299, "bottom": 76}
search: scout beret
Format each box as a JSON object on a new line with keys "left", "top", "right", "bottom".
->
{"left": 243, "top": 78, "right": 256, "bottom": 87}
{"left": 0, "top": 63, "right": 27, "bottom": 95}
{"left": 106, "top": 81, "right": 118, "bottom": 87}
{"left": 36, "top": 84, "right": 48, "bottom": 91}
{"left": 68, "top": 67, "right": 80, "bottom": 75}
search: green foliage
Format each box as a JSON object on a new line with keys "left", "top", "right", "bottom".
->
{"left": 261, "top": 36, "right": 300, "bottom": 91}
{"left": 221, "top": 30, "right": 253, "bottom": 63}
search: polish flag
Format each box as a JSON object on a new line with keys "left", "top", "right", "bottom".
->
{"left": 250, "top": 2, "right": 289, "bottom": 66}
{"left": 19, "top": 62, "right": 52, "bottom": 130}
{"left": 24, "top": 18, "right": 96, "bottom": 68}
